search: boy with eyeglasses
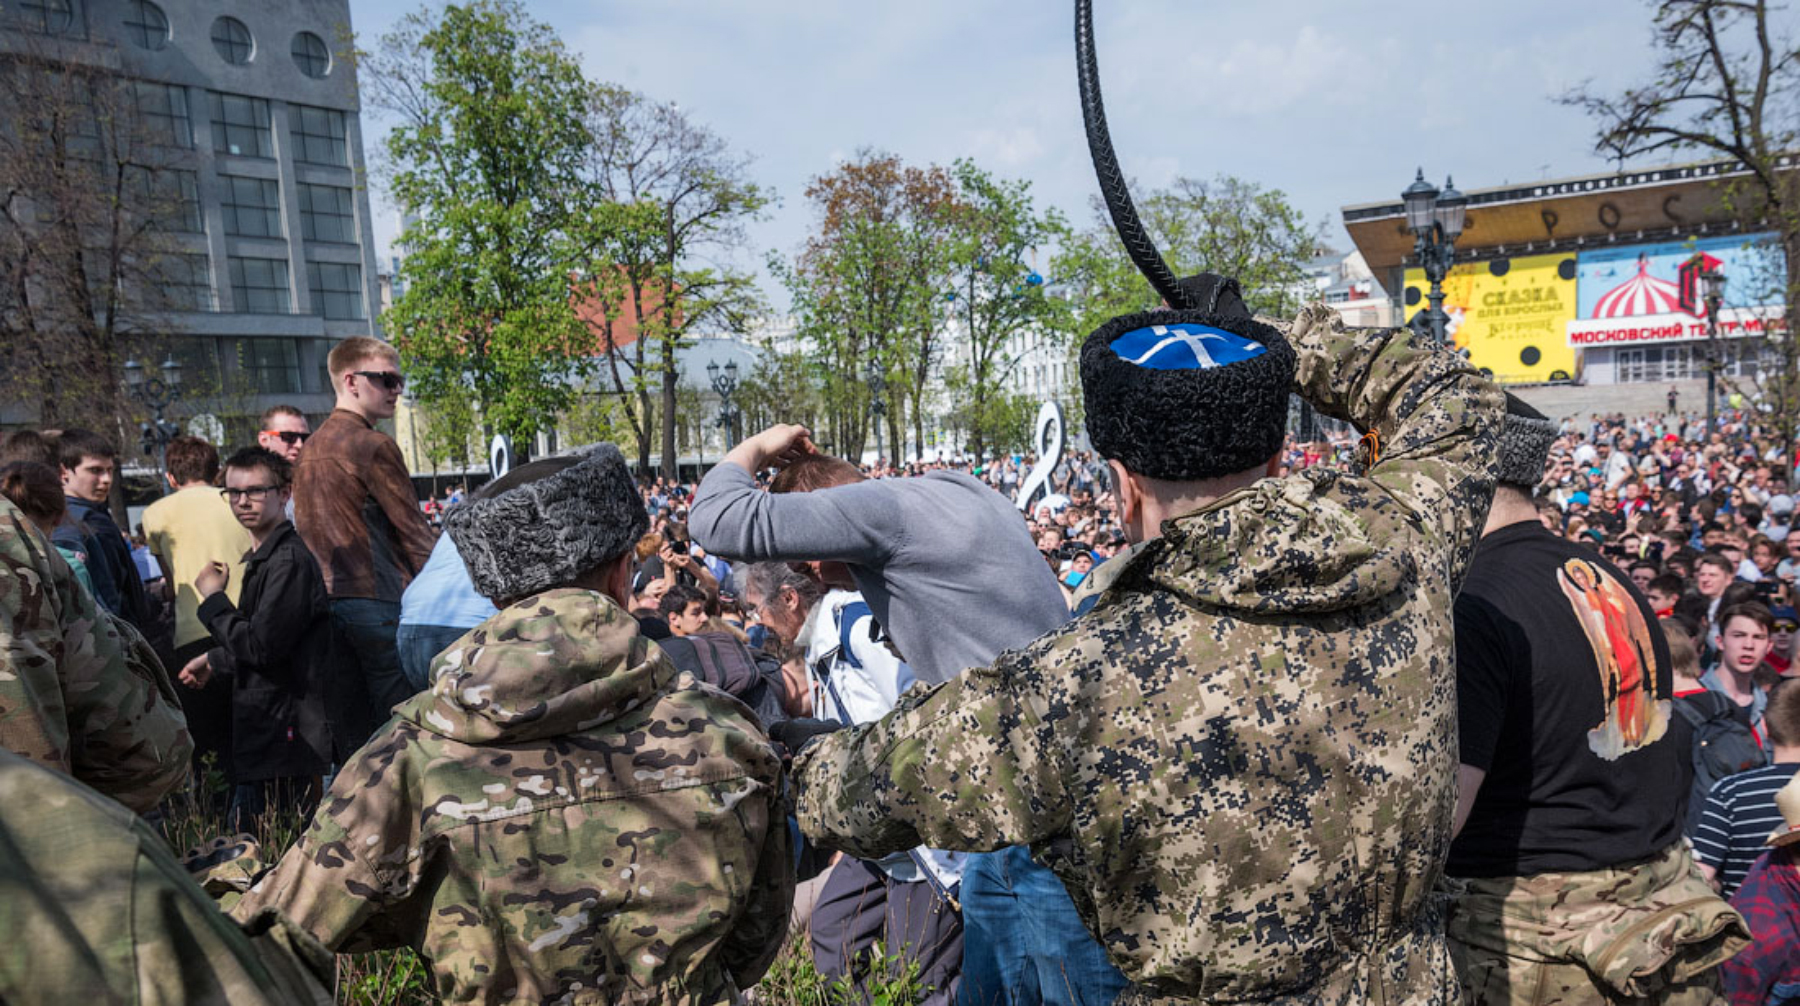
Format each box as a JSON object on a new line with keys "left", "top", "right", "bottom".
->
{"left": 293, "top": 336, "right": 437, "bottom": 756}
{"left": 179, "top": 447, "right": 334, "bottom": 829}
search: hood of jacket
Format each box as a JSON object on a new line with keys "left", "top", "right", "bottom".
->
{"left": 399, "top": 587, "right": 675, "bottom": 745}
{"left": 1128, "top": 467, "right": 1417, "bottom": 616}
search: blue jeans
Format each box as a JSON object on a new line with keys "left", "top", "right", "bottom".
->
{"left": 330, "top": 599, "right": 411, "bottom": 748}
{"left": 397, "top": 623, "right": 471, "bottom": 692}
{"left": 957, "top": 846, "right": 1126, "bottom": 1006}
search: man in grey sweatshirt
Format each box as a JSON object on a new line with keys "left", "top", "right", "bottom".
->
{"left": 689, "top": 424, "right": 1126, "bottom": 1006}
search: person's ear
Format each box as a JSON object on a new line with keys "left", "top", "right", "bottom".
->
{"left": 1108, "top": 460, "right": 1141, "bottom": 527}
{"left": 165, "top": 472, "right": 178, "bottom": 490}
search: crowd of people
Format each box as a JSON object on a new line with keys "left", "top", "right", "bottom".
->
{"left": 3, "top": 292, "right": 1800, "bottom": 1006}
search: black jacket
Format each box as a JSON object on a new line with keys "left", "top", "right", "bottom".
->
{"left": 198, "top": 521, "right": 334, "bottom": 782}
{"left": 55, "top": 496, "right": 151, "bottom": 632}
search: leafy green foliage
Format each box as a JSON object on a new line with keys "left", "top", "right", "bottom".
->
{"left": 1051, "top": 174, "right": 1326, "bottom": 341}
{"left": 365, "top": 0, "right": 599, "bottom": 447}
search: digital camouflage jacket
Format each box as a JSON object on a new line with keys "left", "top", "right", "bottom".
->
{"left": 794, "top": 304, "right": 1502, "bottom": 1005}
{"left": 0, "top": 496, "right": 192, "bottom": 812}
{"left": 234, "top": 588, "right": 793, "bottom": 1005}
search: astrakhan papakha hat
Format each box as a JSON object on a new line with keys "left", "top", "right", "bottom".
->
{"left": 1497, "top": 394, "right": 1557, "bottom": 489}
{"left": 1079, "top": 308, "right": 1296, "bottom": 482}
{"left": 445, "top": 443, "right": 647, "bottom": 603}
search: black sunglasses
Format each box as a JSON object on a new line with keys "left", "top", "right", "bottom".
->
{"left": 353, "top": 370, "right": 405, "bottom": 392}
{"left": 263, "top": 430, "right": 309, "bottom": 445}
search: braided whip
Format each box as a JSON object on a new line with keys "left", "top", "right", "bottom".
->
{"left": 1076, "top": 0, "right": 1190, "bottom": 310}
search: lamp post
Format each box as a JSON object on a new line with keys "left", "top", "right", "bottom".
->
{"left": 706, "top": 358, "right": 740, "bottom": 454}
{"left": 865, "top": 359, "right": 887, "bottom": 465}
{"left": 123, "top": 355, "right": 183, "bottom": 496}
{"left": 1700, "top": 267, "right": 1727, "bottom": 435}
{"left": 1401, "top": 169, "right": 1467, "bottom": 344}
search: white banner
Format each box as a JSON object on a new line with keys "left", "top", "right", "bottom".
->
{"left": 1566, "top": 307, "right": 1787, "bottom": 348}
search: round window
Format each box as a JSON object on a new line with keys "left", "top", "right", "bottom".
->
{"left": 292, "top": 31, "right": 331, "bottom": 78}
{"left": 123, "top": 0, "right": 169, "bottom": 50}
{"left": 211, "top": 16, "right": 254, "bottom": 65}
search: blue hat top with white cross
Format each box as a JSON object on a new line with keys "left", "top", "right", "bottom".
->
{"left": 1108, "top": 322, "right": 1268, "bottom": 371}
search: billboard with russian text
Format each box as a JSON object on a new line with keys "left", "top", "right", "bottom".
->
{"left": 1404, "top": 253, "right": 1579, "bottom": 383}
{"left": 1567, "top": 234, "right": 1787, "bottom": 348}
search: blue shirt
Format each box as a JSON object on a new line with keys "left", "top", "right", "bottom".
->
{"left": 399, "top": 535, "right": 497, "bottom": 630}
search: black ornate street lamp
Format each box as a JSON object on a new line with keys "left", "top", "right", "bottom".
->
{"left": 123, "top": 355, "right": 183, "bottom": 495}
{"left": 1401, "top": 169, "right": 1467, "bottom": 344}
{"left": 1699, "top": 266, "right": 1727, "bottom": 435}
{"left": 865, "top": 359, "right": 887, "bottom": 464}
{"left": 706, "top": 358, "right": 740, "bottom": 448}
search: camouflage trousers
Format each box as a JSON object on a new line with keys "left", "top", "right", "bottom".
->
{"left": 1445, "top": 843, "right": 1751, "bottom": 1006}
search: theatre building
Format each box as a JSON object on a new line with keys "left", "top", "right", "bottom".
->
{"left": 1342, "top": 158, "right": 1792, "bottom": 408}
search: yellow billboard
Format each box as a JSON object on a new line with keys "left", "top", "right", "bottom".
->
{"left": 1404, "top": 253, "right": 1579, "bottom": 383}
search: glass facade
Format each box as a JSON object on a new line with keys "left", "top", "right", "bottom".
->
{"left": 298, "top": 183, "right": 356, "bottom": 243}
{"left": 306, "top": 261, "right": 364, "bottom": 320}
{"left": 228, "top": 256, "right": 290, "bottom": 314}
{"left": 210, "top": 93, "right": 273, "bottom": 158}
{"left": 220, "top": 175, "right": 282, "bottom": 238}
{"left": 133, "top": 81, "right": 190, "bottom": 147}
{"left": 290, "top": 104, "right": 348, "bottom": 167}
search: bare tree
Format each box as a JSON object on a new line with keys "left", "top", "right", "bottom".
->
{"left": 0, "top": 39, "right": 203, "bottom": 436}
{"left": 579, "top": 85, "right": 767, "bottom": 479}
{"left": 1564, "top": 0, "right": 1800, "bottom": 439}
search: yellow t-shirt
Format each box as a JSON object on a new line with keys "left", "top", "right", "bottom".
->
{"left": 142, "top": 486, "right": 253, "bottom": 649}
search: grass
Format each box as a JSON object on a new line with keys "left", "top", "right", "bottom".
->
{"left": 153, "top": 760, "right": 923, "bottom": 1006}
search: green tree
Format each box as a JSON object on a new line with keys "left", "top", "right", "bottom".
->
{"left": 580, "top": 86, "right": 768, "bottom": 479}
{"left": 1051, "top": 174, "right": 1326, "bottom": 341}
{"left": 364, "top": 0, "right": 597, "bottom": 449}
{"left": 1563, "top": 0, "right": 1798, "bottom": 440}
{"left": 943, "top": 159, "right": 1068, "bottom": 460}
{"left": 776, "top": 151, "right": 959, "bottom": 461}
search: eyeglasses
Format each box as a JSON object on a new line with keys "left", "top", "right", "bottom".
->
{"left": 221, "top": 486, "right": 279, "bottom": 502}
{"left": 263, "top": 430, "right": 309, "bottom": 445}
{"left": 1776, "top": 623, "right": 1798, "bottom": 633}
{"left": 353, "top": 370, "right": 405, "bottom": 392}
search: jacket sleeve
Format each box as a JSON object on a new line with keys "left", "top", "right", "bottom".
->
{"left": 369, "top": 438, "right": 437, "bottom": 577}
{"left": 198, "top": 552, "right": 315, "bottom": 687}
{"left": 1284, "top": 303, "right": 1503, "bottom": 588}
{"left": 230, "top": 734, "right": 425, "bottom": 952}
{"left": 720, "top": 782, "right": 796, "bottom": 989}
{"left": 688, "top": 462, "right": 902, "bottom": 565}
{"left": 793, "top": 651, "right": 1071, "bottom": 859}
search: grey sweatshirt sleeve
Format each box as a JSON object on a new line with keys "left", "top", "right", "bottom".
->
{"left": 688, "top": 463, "right": 902, "bottom": 565}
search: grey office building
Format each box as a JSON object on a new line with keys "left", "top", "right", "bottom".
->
{"left": 1, "top": 0, "right": 382, "bottom": 443}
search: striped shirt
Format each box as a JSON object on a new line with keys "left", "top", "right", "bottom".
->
{"left": 1694, "top": 762, "right": 1800, "bottom": 896}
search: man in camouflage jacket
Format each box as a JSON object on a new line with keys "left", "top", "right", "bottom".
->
{"left": 235, "top": 447, "right": 792, "bottom": 1005}
{"left": 0, "top": 494, "right": 192, "bottom": 812}
{"left": 792, "top": 299, "right": 1502, "bottom": 1004}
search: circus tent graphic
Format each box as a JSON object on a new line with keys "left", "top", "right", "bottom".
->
{"left": 1591, "top": 254, "right": 1684, "bottom": 319}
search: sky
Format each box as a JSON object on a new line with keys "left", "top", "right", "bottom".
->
{"left": 344, "top": 0, "right": 1678, "bottom": 304}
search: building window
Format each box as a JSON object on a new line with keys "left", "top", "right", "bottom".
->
{"left": 123, "top": 1, "right": 168, "bottom": 49}
{"left": 211, "top": 17, "right": 254, "bottom": 65}
{"left": 154, "top": 253, "right": 213, "bottom": 311}
{"left": 220, "top": 175, "right": 282, "bottom": 238}
{"left": 229, "top": 256, "right": 290, "bottom": 314}
{"left": 18, "top": 0, "right": 73, "bottom": 34}
{"left": 306, "top": 261, "right": 363, "bottom": 320}
{"left": 298, "top": 183, "right": 356, "bottom": 243}
{"left": 291, "top": 32, "right": 331, "bottom": 78}
{"left": 133, "top": 81, "right": 190, "bottom": 147}
{"left": 167, "top": 336, "right": 221, "bottom": 391}
{"left": 210, "top": 93, "right": 272, "bottom": 158}
{"left": 128, "top": 166, "right": 202, "bottom": 233}
{"left": 290, "top": 104, "right": 347, "bottom": 167}
{"left": 235, "top": 338, "right": 301, "bottom": 394}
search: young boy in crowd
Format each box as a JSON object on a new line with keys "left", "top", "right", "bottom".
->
{"left": 178, "top": 447, "right": 334, "bottom": 829}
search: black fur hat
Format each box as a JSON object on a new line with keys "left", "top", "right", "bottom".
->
{"left": 1079, "top": 308, "right": 1296, "bottom": 481}
{"left": 1497, "top": 394, "right": 1557, "bottom": 489}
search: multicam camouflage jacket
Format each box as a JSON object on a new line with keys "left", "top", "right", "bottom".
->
{"left": 794, "top": 304, "right": 1502, "bottom": 1005}
{"left": 0, "top": 746, "right": 334, "bottom": 1005}
{"left": 234, "top": 587, "right": 793, "bottom": 1006}
{"left": 0, "top": 495, "right": 192, "bottom": 812}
